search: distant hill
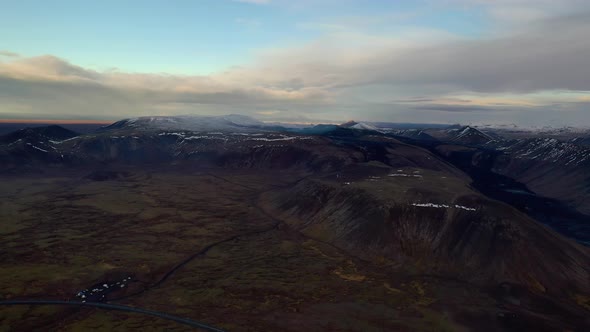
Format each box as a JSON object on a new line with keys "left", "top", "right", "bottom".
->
{"left": 0, "top": 125, "right": 79, "bottom": 144}
{"left": 369, "top": 122, "right": 455, "bottom": 130}
{"left": 0, "top": 123, "right": 103, "bottom": 135}
{"left": 424, "top": 126, "right": 498, "bottom": 145}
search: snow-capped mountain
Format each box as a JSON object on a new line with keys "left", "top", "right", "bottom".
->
{"left": 391, "top": 129, "right": 437, "bottom": 141}
{"left": 418, "top": 125, "right": 502, "bottom": 145}
{"left": 439, "top": 126, "right": 498, "bottom": 145}
{"left": 447, "top": 126, "right": 498, "bottom": 145}
{"left": 340, "top": 121, "right": 380, "bottom": 132}
{"left": 491, "top": 137, "right": 590, "bottom": 215}
{"left": 100, "top": 114, "right": 268, "bottom": 133}
{"left": 498, "top": 137, "right": 590, "bottom": 167}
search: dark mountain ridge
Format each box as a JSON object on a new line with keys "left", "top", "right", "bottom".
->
{"left": 0, "top": 125, "right": 78, "bottom": 144}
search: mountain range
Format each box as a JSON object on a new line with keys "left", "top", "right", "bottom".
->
{"left": 1, "top": 114, "right": 589, "bottom": 331}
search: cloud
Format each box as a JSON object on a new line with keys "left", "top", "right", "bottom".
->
{"left": 256, "top": 110, "right": 281, "bottom": 115}
{"left": 1, "top": 5, "right": 590, "bottom": 126}
{"left": 394, "top": 97, "right": 471, "bottom": 104}
{"left": 0, "top": 55, "right": 100, "bottom": 82}
{"left": 0, "top": 54, "right": 330, "bottom": 120}
{"left": 0, "top": 51, "right": 19, "bottom": 57}
{"left": 230, "top": 13, "right": 590, "bottom": 94}
{"left": 454, "top": 0, "right": 590, "bottom": 22}
{"left": 413, "top": 104, "right": 497, "bottom": 112}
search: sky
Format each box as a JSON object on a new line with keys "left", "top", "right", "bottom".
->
{"left": 1, "top": 0, "right": 589, "bottom": 126}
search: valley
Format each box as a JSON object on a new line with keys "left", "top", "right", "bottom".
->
{"left": 0, "top": 169, "right": 477, "bottom": 331}
{"left": 3, "top": 168, "right": 588, "bottom": 331}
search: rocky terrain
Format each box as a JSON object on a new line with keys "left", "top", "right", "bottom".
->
{"left": 1, "top": 115, "right": 589, "bottom": 331}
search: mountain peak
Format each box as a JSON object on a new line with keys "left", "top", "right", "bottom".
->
{"left": 100, "top": 114, "right": 266, "bottom": 133}
{"left": 340, "top": 120, "right": 359, "bottom": 127}
{"left": 0, "top": 125, "right": 79, "bottom": 144}
{"left": 340, "top": 120, "right": 379, "bottom": 131}
{"left": 448, "top": 125, "right": 496, "bottom": 144}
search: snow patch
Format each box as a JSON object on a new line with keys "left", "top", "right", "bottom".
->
{"left": 350, "top": 122, "right": 379, "bottom": 131}
{"left": 50, "top": 137, "right": 79, "bottom": 144}
{"left": 411, "top": 203, "right": 476, "bottom": 211}
{"left": 388, "top": 173, "right": 422, "bottom": 178}
{"left": 26, "top": 143, "right": 48, "bottom": 152}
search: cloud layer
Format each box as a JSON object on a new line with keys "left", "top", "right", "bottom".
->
{"left": 1, "top": 2, "right": 589, "bottom": 126}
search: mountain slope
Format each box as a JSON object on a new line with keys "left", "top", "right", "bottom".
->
{"left": 260, "top": 175, "right": 590, "bottom": 296}
{"left": 571, "top": 136, "right": 590, "bottom": 147}
{"left": 392, "top": 129, "right": 438, "bottom": 141}
{"left": 492, "top": 138, "right": 590, "bottom": 214}
{"left": 0, "top": 125, "right": 79, "bottom": 169}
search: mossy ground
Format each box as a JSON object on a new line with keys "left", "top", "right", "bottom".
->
{"left": 0, "top": 168, "right": 586, "bottom": 331}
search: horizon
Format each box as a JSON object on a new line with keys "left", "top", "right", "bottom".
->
{"left": 0, "top": 119, "right": 113, "bottom": 125}
{"left": 3, "top": 113, "right": 590, "bottom": 130}
{"left": 1, "top": 0, "right": 590, "bottom": 126}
